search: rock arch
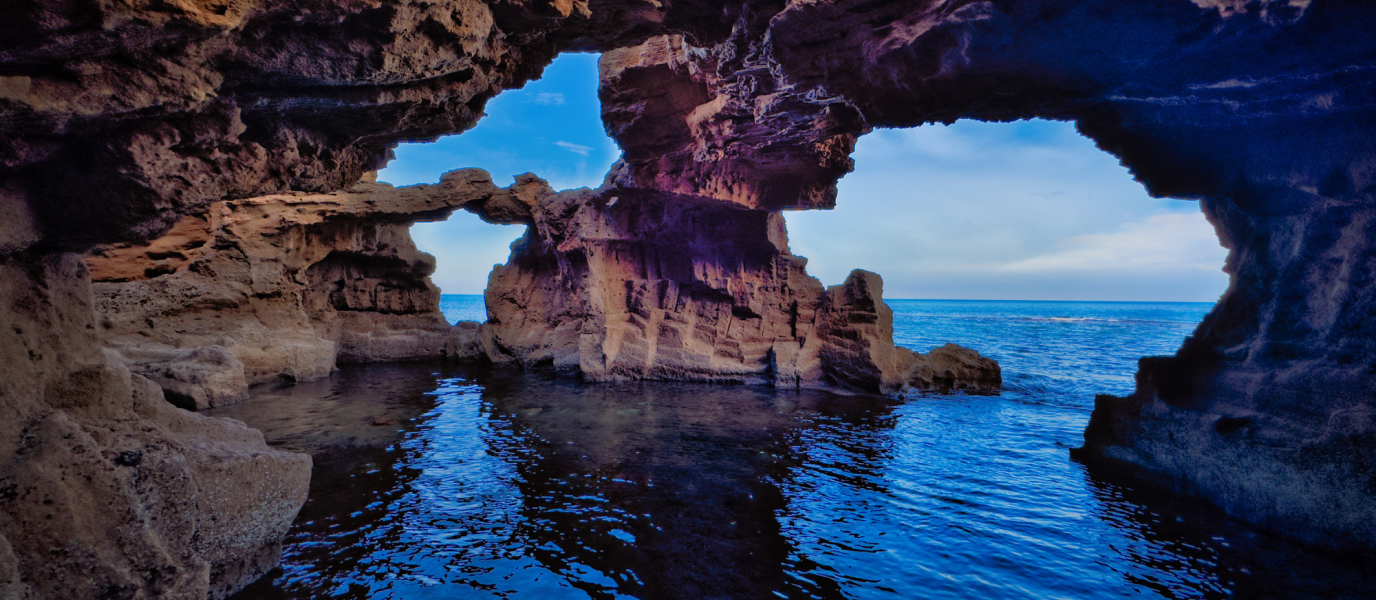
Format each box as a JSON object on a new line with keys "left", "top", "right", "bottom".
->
{"left": 1, "top": 0, "right": 1372, "bottom": 597}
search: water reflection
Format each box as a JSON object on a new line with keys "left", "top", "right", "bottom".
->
{"left": 217, "top": 362, "right": 1374, "bottom": 600}
{"left": 1083, "top": 471, "right": 1376, "bottom": 600}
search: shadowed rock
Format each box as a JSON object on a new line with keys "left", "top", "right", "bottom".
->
{"left": 0, "top": 254, "right": 310, "bottom": 600}
{"left": 0, "top": 0, "right": 1372, "bottom": 596}
{"left": 116, "top": 345, "right": 250, "bottom": 411}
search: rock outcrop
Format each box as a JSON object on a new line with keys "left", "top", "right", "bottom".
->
{"left": 474, "top": 172, "right": 999, "bottom": 395}
{"left": 1, "top": 0, "right": 1373, "bottom": 597}
{"left": 86, "top": 170, "right": 518, "bottom": 406}
{"left": 583, "top": 2, "right": 1376, "bottom": 552}
{"left": 0, "top": 254, "right": 310, "bottom": 600}
{"left": 1070, "top": 194, "right": 1376, "bottom": 551}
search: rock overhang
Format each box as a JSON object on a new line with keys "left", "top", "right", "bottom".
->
{"left": 1, "top": 0, "right": 1374, "bottom": 597}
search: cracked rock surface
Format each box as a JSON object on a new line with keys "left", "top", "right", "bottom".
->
{"left": 1, "top": 0, "right": 1374, "bottom": 597}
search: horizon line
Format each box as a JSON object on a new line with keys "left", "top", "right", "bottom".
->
{"left": 435, "top": 292, "right": 1218, "bottom": 304}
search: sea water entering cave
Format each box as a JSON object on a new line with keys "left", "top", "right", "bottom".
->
{"left": 204, "top": 54, "right": 1376, "bottom": 599}
{"left": 217, "top": 298, "right": 1374, "bottom": 600}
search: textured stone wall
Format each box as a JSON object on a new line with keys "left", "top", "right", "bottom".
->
{"left": 0, "top": 253, "right": 310, "bottom": 600}
{"left": 474, "top": 175, "right": 1000, "bottom": 394}
{"left": 85, "top": 170, "right": 522, "bottom": 410}
{"left": 1, "top": 0, "right": 1374, "bottom": 597}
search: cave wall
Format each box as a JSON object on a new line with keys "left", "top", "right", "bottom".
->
{"left": 0, "top": 1, "right": 620, "bottom": 597}
{"left": 85, "top": 170, "right": 509, "bottom": 410}
{"left": 0, "top": 253, "right": 310, "bottom": 600}
{"left": 585, "top": 0, "right": 1376, "bottom": 551}
{"left": 1, "top": 0, "right": 1374, "bottom": 597}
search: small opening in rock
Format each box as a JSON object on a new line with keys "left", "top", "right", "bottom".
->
{"left": 161, "top": 389, "right": 197, "bottom": 411}
{"left": 380, "top": 53, "right": 616, "bottom": 326}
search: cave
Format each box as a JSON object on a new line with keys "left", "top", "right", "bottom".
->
{"left": 1, "top": 0, "right": 1373, "bottom": 598}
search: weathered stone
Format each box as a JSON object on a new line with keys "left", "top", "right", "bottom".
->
{"left": 0, "top": 0, "right": 1372, "bottom": 595}
{"left": 114, "top": 345, "right": 250, "bottom": 411}
{"left": 0, "top": 254, "right": 310, "bottom": 600}
{"left": 475, "top": 178, "right": 999, "bottom": 395}
{"left": 87, "top": 170, "right": 497, "bottom": 395}
{"left": 904, "top": 343, "right": 1002, "bottom": 396}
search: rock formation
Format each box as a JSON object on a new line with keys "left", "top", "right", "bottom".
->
{"left": 87, "top": 159, "right": 1000, "bottom": 401}
{"left": 0, "top": 254, "right": 310, "bottom": 600}
{"left": 1, "top": 0, "right": 1373, "bottom": 597}
{"left": 85, "top": 170, "right": 509, "bottom": 410}
{"left": 473, "top": 173, "right": 1000, "bottom": 394}
{"left": 584, "top": 2, "right": 1376, "bottom": 553}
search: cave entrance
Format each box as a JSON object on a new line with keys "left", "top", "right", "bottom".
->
{"left": 377, "top": 52, "right": 617, "bottom": 326}
{"left": 785, "top": 118, "right": 1231, "bottom": 400}
{"left": 381, "top": 51, "right": 1229, "bottom": 402}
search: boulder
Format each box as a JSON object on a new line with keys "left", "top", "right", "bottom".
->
{"left": 903, "top": 343, "right": 1002, "bottom": 396}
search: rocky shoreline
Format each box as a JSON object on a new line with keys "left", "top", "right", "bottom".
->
{"left": 1, "top": 0, "right": 1372, "bottom": 597}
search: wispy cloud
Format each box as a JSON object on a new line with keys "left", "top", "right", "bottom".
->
{"left": 555, "top": 141, "right": 593, "bottom": 156}
{"left": 786, "top": 120, "right": 1231, "bottom": 301}
{"left": 1000, "top": 213, "right": 1223, "bottom": 273}
{"left": 532, "top": 92, "right": 566, "bottom": 105}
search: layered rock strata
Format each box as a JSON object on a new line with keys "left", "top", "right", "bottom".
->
{"left": 85, "top": 170, "right": 521, "bottom": 409}
{"left": 0, "top": 0, "right": 1373, "bottom": 597}
{"left": 474, "top": 174, "right": 1000, "bottom": 395}
{"left": 0, "top": 253, "right": 310, "bottom": 600}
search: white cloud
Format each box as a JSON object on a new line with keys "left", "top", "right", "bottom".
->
{"left": 785, "top": 120, "right": 1232, "bottom": 302}
{"left": 555, "top": 140, "right": 593, "bottom": 156}
{"left": 999, "top": 212, "right": 1223, "bottom": 273}
{"left": 532, "top": 92, "right": 566, "bottom": 105}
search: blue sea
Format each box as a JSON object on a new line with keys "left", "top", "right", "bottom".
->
{"left": 220, "top": 297, "right": 1374, "bottom": 600}
{"left": 438, "top": 294, "right": 488, "bottom": 326}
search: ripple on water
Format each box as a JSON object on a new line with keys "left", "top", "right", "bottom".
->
{"left": 217, "top": 301, "right": 1376, "bottom": 600}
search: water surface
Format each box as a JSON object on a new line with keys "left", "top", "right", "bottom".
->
{"left": 220, "top": 300, "right": 1374, "bottom": 599}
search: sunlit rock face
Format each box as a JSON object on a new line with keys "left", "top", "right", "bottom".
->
{"left": 85, "top": 170, "right": 508, "bottom": 407}
{"left": 0, "top": 0, "right": 1373, "bottom": 597}
{"left": 472, "top": 172, "right": 1000, "bottom": 394}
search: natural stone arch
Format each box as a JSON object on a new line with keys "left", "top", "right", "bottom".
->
{"left": 1, "top": 1, "right": 1372, "bottom": 598}
{"left": 586, "top": 2, "right": 1376, "bottom": 551}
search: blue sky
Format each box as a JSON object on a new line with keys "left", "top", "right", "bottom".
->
{"left": 379, "top": 53, "right": 1230, "bottom": 302}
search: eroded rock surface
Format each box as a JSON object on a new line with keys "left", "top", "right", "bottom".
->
{"left": 1, "top": 0, "right": 1373, "bottom": 597}
{"left": 585, "top": 1, "right": 1376, "bottom": 552}
{"left": 0, "top": 254, "right": 310, "bottom": 600}
{"left": 87, "top": 170, "right": 505, "bottom": 399}
{"left": 1071, "top": 197, "right": 1376, "bottom": 551}
{"left": 474, "top": 173, "right": 998, "bottom": 395}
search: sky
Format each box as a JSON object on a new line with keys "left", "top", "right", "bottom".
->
{"left": 379, "top": 53, "right": 1231, "bottom": 302}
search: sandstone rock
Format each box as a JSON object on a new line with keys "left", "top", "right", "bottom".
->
{"left": 476, "top": 178, "right": 999, "bottom": 395}
{"left": 903, "top": 343, "right": 1002, "bottom": 396}
{"left": 114, "top": 345, "right": 250, "bottom": 411}
{"left": 0, "top": 0, "right": 1370, "bottom": 596}
{"left": 87, "top": 170, "right": 498, "bottom": 398}
{"left": 0, "top": 254, "right": 310, "bottom": 600}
